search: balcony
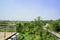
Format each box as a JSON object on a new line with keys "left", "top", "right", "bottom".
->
{"left": 0, "top": 24, "right": 17, "bottom": 40}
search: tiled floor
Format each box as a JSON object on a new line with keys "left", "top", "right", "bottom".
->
{"left": 0, "top": 32, "right": 16, "bottom": 40}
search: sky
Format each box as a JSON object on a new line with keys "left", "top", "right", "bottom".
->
{"left": 0, "top": 0, "right": 60, "bottom": 21}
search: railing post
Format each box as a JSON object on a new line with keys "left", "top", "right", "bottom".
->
{"left": 4, "top": 25, "right": 6, "bottom": 39}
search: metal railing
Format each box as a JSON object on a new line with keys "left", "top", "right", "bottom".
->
{"left": 43, "top": 24, "right": 60, "bottom": 40}
{"left": 0, "top": 24, "right": 16, "bottom": 40}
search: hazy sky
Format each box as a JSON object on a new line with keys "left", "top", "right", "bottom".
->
{"left": 0, "top": 0, "right": 60, "bottom": 21}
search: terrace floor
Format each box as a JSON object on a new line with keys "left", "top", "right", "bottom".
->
{"left": 0, "top": 32, "right": 16, "bottom": 40}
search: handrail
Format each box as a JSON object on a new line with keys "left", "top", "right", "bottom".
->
{"left": 0, "top": 24, "right": 16, "bottom": 40}
{"left": 43, "top": 24, "right": 60, "bottom": 40}
{"left": 0, "top": 24, "right": 16, "bottom": 26}
{"left": 43, "top": 28, "right": 60, "bottom": 39}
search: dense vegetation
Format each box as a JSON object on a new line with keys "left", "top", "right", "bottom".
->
{"left": 46, "top": 19, "right": 60, "bottom": 33}
{"left": 0, "top": 16, "right": 60, "bottom": 40}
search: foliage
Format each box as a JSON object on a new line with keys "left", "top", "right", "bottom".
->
{"left": 47, "top": 19, "right": 60, "bottom": 33}
{"left": 0, "top": 17, "right": 59, "bottom": 40}
{"left": 16, "top": 17, "right": 58, "bottom": 40}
